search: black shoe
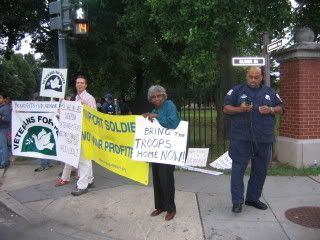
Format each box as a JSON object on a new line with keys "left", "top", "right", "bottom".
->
{"left": 88, "top": 181, "right": 95, "bottom": 188}
{"left": 34, "top": 166, "right": 49, "bottom": 172}
{"left": 232, "top": 203, "right": 242, "bottom": 213}
{"left": 245, "top": 200, "right": 268, "bottom": 210}
{"left": 71, "top": 188, "right": 88, "bottom": 196}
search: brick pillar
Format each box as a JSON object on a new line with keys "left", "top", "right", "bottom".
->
{"left": 274, "top": 28, "right": 320, "bottom": 168}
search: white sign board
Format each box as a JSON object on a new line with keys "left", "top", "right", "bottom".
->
{"left": 57, "top": 100, "right": 83, "bottom": 168}
{"left": 12, "top": 101, "right": 82, "bottom": 168}
{"left": 267, "top": 39, "right": 283, "bottom": 53}
{"left": 40, "top": 68, "right": 67, "bottom": 99}
{"left": 232, "top": 57, "right": 265, "bottom": 66}
{"left": 132, "top": 116, "right": 188, "bottom": 166}
{"left": 209, "top": 151, "right": 232, "bottom": 170}
{"left": 185, "top": 148, "right": 209, "bottom": 167}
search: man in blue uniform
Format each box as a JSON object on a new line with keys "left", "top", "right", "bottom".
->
{"left": 223, "top": 66, "right": 283, "bottom": 213}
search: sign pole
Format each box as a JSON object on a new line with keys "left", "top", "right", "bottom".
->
{"left": 263, "top": 32, "right": 270, "bottom": 87}
{"left": 58, "top": 30, "right": 67, "bottom": 69}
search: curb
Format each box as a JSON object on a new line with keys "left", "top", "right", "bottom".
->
{"left": 0, "top": 191, "right": 44, "bottom": 224}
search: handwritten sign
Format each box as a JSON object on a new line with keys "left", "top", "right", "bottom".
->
{"left": 132, "top": 116, "right": 188, "bottom": 166}
{"left": 58, "top": 100, "right": 83, "bottom": 168}
{"left": 209, "top": 151, "right": 232, "bottom": 170}
{"left": 185, "top": 148, "right": 209, "bottom": 167}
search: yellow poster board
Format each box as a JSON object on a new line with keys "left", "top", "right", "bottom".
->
{"left": 81, "top": 106, "right": 149, "bottom": 185}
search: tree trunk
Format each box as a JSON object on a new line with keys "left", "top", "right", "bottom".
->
{"left": 215, "top": 36, "right": 235, "bottom": 146}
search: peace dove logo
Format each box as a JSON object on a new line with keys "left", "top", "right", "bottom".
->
{"left": 44, "top": 74, "right": 63, "bottom": 92}
{"left": 21, "top": 126, "right": 57, "bottom": 156}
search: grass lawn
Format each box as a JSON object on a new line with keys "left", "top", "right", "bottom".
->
{"left": 216, "top": 161, "right": 320, "bottom": 176}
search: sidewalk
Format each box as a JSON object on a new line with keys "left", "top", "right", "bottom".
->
{"left": 0, "top": 159, "right": 319, "bottom": 240}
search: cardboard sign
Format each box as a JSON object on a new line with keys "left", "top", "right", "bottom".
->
{"left": 132, "top": 116, "right": 188, "bottom": 166}
{"left": 209, "top": 151, "right": 232, "bottom": 170}
{"left": 185, "top": 148, "right": 209, "bottom": 167}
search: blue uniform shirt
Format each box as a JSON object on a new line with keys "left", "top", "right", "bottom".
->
{"left": 152, "top": 100, "right": 180, "bottom": 129}
{"left": 224, "top": 84, "right": 283, "bottom": 143}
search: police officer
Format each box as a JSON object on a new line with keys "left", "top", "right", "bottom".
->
{"left": 101, "top": 93, "right": 115, "bottom": 115}
{"left": 223, "top": 66, "right": 283, "bottom": 213}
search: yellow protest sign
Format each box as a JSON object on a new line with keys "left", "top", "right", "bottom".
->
{"left": 82, "top": 105, "right": 149, "bottom": 185}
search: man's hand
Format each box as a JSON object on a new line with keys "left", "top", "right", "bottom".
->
{"left": 259, "top": 105, "right": 272, "bottom": 114}
{"left": 240, "top": 102, "right": 253, "bottom": 113}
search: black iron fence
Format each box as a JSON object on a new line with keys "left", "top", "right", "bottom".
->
{"left": 179, "top": 98, "right": 228, "bottom": 163}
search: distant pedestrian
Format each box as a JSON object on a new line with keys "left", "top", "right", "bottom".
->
{"left": 101, "top": 93, "right": 115, "bottom": 115}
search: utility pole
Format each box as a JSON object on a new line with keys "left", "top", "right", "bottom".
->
{"left": 58, "top": 31, "right": 67, "bottom": 68}
{"left": 263, "top": 32, "right": 270, "bottom": 87}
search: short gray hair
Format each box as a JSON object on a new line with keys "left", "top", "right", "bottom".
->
{"left": 147, "top": 85, "right": 167, "bottom": 102}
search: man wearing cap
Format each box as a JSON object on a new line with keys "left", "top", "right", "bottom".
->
{"left": 223, "top": 66, "right": 284, "bottom": 213}
{"left": 101, "top": 93, "right": 116, "bottom": 115}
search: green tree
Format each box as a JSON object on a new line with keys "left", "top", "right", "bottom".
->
{"left": 0, "top": 0, "right": 48, "bottom": 57}
{"left": 0, "top": 54, "right": 38, "bottom": 99}
{"left": 294, "top": 0, "right": 320, "bottom": 41}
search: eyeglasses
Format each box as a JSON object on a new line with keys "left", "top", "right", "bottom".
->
{"left": 150, "top": 94, "right": 163, "bottom": 100}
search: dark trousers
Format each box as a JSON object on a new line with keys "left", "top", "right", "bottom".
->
{"left": 229, "top": 139, "right": 272, "bottom": 204}
{"left": 152, "top": 163, "right": 176, "bottom": 213}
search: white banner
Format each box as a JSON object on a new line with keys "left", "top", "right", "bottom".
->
{"left": 40, "top": 68, "right": 67, "bottom": 99}
{"left": 12, "top": 101, "right": 60, "bottom": 112}
{"left": 12, "top": 101, "right": 82, "bottom": 167}
{"left": 185, "top": 148, "right": 209, "bottom": 167}
{"left": 132, "top": 116, "right": 188, "bottom": 166}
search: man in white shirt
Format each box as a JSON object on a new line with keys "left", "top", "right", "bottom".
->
{"left": 71, "top": 75, "right": 96, "bottom": 196}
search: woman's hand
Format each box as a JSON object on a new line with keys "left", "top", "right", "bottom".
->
{"left": 143, "top": 113, "right": 158, "bottom": 122}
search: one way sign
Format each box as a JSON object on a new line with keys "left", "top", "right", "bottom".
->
{"left": 232, "top": 57, "right": 265, "bottom": 66}
{"left": 267, "top": 39, "right": 283, "bottom": 53}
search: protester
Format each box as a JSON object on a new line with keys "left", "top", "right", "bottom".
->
{"left": 34, "top": 159, "right": 54, "bottom": 172}
{"left": 223, "top": 66, "right": 284, "bottom": 213}
{"left": 4, "top": 95, "right": 14, "bottom": 165}
{"left": 32, "top": 94, "right": 55, "bottom": 172}
{"left": 0, "top": 93, "right": 11, "bottom": 169}
{"left": 101, "top": 93, "right": 115, "bottom": 114}
{"left": 143, "top": 85, "right": 180, "bottom": 221}
{"left": 118, "top": 97, "right": 132, "bottom": 115}
{"left": 71, "top": 75, "right": 96, "bottom": 196}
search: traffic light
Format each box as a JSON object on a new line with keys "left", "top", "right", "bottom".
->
{"left": 49, "top": 0, "right": 89, "bottom": 35}
{"left": 49, "top": 0, "right": 73, "bottom": 32}
{"left": 74, "top": 4, "right": 89, "bottom": 35}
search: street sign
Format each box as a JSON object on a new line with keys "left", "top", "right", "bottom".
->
{"left": 267, "top": 39, "right": 283, "bottom": 53}
{"left": 232, "top": 57, "right": 265, "bottom": 66}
